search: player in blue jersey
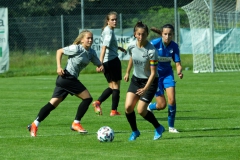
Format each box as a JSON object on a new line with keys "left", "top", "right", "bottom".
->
{"left": 27, "top": 30, "right": 104, "bottom": 137}
{"left": 147, "top": 24, "right": 183, "bottom": 133}
{"left": 124, "top": 21, "right": 165, "bottom": 141}
{"left": 92, "top": 11, "right": 126, "bottom": 116}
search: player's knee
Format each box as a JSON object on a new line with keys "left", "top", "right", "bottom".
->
{"left": 168, "top": 98, "right": 176, "bottom": 106}
{"left": 82, "top": 97, "right": 93, "bottom": 106}
{"left": 125, "top": 106, "right": 133, "bottom": 114}
{"left": 156, "top": 102, "right": 167, "bottom": 110}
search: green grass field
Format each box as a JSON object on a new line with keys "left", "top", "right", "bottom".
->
{"left": 0, "top": 71, "right": 240, "bottom": 160}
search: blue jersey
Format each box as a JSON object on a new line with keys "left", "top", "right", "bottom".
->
{"left": 150, "top": 38, "right": 180, "bottom": 75}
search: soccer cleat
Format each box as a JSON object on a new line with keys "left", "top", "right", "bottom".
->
{"left": 169, "top": 127, "right": 179, "bottom": 133}
{"left": 92, "top": 101, "right": 102, "bottom": 115}
{"left": 71, "top": 122, "right": 88, "bottom": 134}
{"left": 27, "top": 122, "right": 38, "bottom": 137}
{"left": 147, "top": 103, "right": 153, "bottom": 113}
{"left": 129, "top": 130, "right": 140, "bottom": 141}
{"left": 153, "top": 125, "right": 165, "bottom": 140}
{"left": 110, "top": 110, "right": 121, "bottom": 116}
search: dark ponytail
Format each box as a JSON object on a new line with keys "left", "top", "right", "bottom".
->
{"left": 151, "top": 24, "right": 175, "bottom": 35}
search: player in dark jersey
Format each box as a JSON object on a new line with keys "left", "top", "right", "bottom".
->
{"left": 124, "top": 21, "right": 165, "bottom": 141}
{"left": 92, "top": 11, "right": 126, "bottom": 116}
{"left": 148, "top": 24, "right": 183, "bottom": 133}
{"left": 27, "top": 30, "right": 104, "bottom": 137}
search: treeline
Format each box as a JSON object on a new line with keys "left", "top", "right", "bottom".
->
{"left": 0, "top": 0, "right": 194, "bottom": 17}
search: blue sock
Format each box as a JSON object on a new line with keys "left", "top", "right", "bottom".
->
{"left": 148, "top": 102, "right": 157, "bottom": 110}
{"left": 168, "top": 104, "right": 176, "bottom": 128}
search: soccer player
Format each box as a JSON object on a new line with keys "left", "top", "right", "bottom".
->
{"left": 27, "top": 30, "right": 104, "bottom": 137}
{"left": 92, "top": 11, "right": 126, "bottom": 116}
{"left": 147, "top": 24, "right": 183, "bottom": 133}
{"left": 124, "top": 21, "right": 165, "bottom": 141}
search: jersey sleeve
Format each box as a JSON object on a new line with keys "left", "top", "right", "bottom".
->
{"left": 148, "top": 48, "right": 158, "bottom": 67}
{"left": 102, "top": 29, "right": 112, "bottom": 47}
{"left": 127, "top": 40, "right": 136, "bottom": 57}
{"left": 150, "top": 38, "right": 161, "bottom": 50}
{"left": 63, "top": 45, "right": 83, "bottom": 56}
{"left": 90, "top": 49, "right": 102, "bottom": 66}
{"left": 172, "top": 43, "right": 181, "bottom": 63}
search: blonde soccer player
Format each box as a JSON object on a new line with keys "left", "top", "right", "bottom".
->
{"left": 92, "top": 11, "right": 126, "bottom": 116}
{"left": 27, "top": 30, "right": 104, "bottom": 137}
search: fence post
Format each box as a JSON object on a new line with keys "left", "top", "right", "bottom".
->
{"left": 81, "top": 0, "right": 84, "bottom": 29}
{"left": 61, "top": 15, "right": 64, "bottom": 48}
{"left": 174, "top": 0, "right": 178, "bottom": 43}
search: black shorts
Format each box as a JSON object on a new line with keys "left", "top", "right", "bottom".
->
{"left": 103, "top": 57, "right": 122, "bottom": 82}
{"left": 51, "top": 70, "right": 86, "bottom": 100}
{"left": 127, "top": 75, "right": 158, "bottom": 103}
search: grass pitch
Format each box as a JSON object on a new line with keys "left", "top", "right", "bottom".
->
{"left": 0, "top": 71, "right": 240, "bottom": 160}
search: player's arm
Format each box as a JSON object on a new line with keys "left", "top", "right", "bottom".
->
{"left": 99, "top": 45, "right": 107, "bottom": 63}
{"left": 91, "top": 50, "right": 104, "bottom": 73}
{"left": 118, "top": 46, "right": 127, "bottom": 54}
{"left": 176, "top": 62, "right": 183, "bottom": 79}
{"left": 56, "top": 48, "right": 65, "bottom": 76}
{"left": 124, "top": 57, "right": 133, "bottom": 82}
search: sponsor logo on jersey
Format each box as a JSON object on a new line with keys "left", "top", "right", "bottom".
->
{"left": 158, "top": 56, "right": 172, "bottom": 62}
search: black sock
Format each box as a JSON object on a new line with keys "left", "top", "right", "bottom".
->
{"left": 143, "top": 111, "right": 160, "bottom": 128}
{"left": 75, "top": 98, "right": 92, "bottom": 121}
{"left": 112, "top": 89, "right": 120, "bottom": 110}
{"left": 125, "top": 111, "right": 138, "bottom": 131}
{"left": 98, "top": 88, "right": 113, "bottom": 103}
{"left": 36, "top": 102, "right": 55, "bottom": 122}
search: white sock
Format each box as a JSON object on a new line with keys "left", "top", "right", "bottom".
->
{"left": 74, "top": 120, "right": 80, "bottom": 124}
{"left": 34, "top": 120, "right": 40, "bottom": 127}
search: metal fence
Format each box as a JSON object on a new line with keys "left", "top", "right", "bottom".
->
{"left": 0, "top": 0, "right": 193, "bottom": 53}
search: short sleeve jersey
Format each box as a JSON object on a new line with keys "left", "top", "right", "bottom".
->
{"left": 101, "top": 26, "right": 118, "bottom": 62}
{"left": 127, "top": 40, "right": 159, "bottom": 79}
{"left": 150, "top": 38, "right": 180, "bottom": 73}
{"left": 63, "top": 44, "right": 101, "bottom": 78}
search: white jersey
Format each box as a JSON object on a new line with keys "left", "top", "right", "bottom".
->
{"left": 101, "top": 26, "right": 119, "bottom": 62}
{"left": 63, "top": 44, "right": 101, "bottom": 78}
{"left": 127, "top": 40, "right": 159, "bottom": 79}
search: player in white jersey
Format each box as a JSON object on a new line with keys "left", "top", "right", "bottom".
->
{"left": 27, "top": 30, "right": 104, "bottom": 137}
{"left": 92, "top": 11, "right": 126, "bottom": 116}
{"left": 124, "top": 21, "right": 165, "bottom": 141}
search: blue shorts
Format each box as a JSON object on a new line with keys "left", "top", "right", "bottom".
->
{"left": 155, "top": 71, "right": 176, "bottom": 96}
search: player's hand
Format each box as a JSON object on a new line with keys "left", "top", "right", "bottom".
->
{"left": 178, "top": 72, "right": 183, "bottom": 79}
{"left": 96, "top": 65, "right": 104, "bottom": 73}
{"left": 118, "top": 47, "right": 127, "bottom": 54}
{"left": 124, "top": 74, "right": 129, "bottom": 82}
{"left": 136, "top": 88, "right": 146, "bottom": 96}
{"left": 57, "top": 67, "right": 65, "bottom": 76}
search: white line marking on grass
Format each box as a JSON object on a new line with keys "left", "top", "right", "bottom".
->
{"left": 0, "top": 130, "right": 156, "bottom": 139}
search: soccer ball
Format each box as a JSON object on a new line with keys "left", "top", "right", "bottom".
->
{"left": 97, "top": 126, "right": 114, "bottom": 142}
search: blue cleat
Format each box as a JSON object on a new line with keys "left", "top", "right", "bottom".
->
{"left": 153, "top": 125, "right": 165, "bottom": 140}
{"left": 129, "top": 130, "right": 140, "bottom": 141}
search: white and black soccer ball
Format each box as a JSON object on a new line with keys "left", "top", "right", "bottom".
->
{"left": 97, "top": 126, "right": 114, "bottom": 142}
